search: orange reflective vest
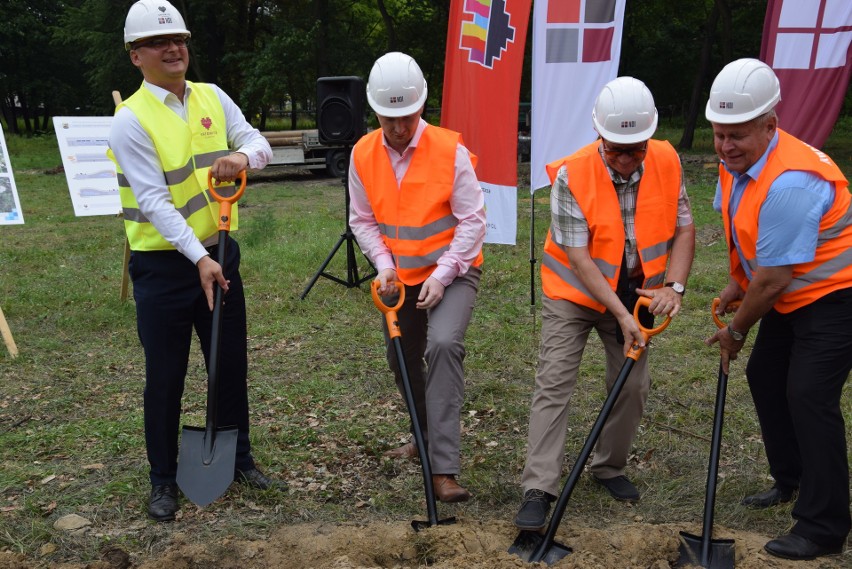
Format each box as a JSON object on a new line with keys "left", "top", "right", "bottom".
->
{"left": 719, "top": 129, "right": 852, "bottom": 313}
{"left": 541, "top": 139, "right": 682, "bottom": 311}
{"left": 352, "top": 125, "right": 483, "bottom": 285}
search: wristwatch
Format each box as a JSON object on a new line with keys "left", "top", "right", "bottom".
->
{"left": 664, "top": 281, "right": 685, "bottom": 295}
{"left": 727, "top": 325, "right": 746, "bottom": 341}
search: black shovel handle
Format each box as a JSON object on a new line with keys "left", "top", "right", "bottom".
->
{"left": 695, "top": 298, "right": 741, "bottom": 562}
{"left": 528, "top": 296, "right": 670, "bottom": 562}
{"left": 371, "top": 280, "right": 445, "bottom": 528}
{"left": 202, "top": 170, "right": 246, "bottom": 455}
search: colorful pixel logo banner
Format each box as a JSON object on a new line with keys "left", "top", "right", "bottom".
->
{"left": 459, "top": 0, "right": 516, "bottom": 68}
{"left": 443, "top": 0, "right": 532, "bottom": 245}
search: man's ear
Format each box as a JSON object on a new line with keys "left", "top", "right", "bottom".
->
{"left": 129, "top": 50, "right": 143, "bottom": 68}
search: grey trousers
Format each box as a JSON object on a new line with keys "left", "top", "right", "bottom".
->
{"left": 383, "top": 267, "right": 481, "bottom": 475}
{"left": 521, "top": 295, "right": 650, "bottom": 496}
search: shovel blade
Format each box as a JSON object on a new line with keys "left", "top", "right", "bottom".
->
{"left": 675, "top": 531, "right": 735, "bottom": 568}
{"left": 508, "top": 530, "right": 572, "bottom": 565}
{"left": 176, "top": 426, "right": 238, "bottom": 507}
{"left": 411, "top": 516, "right": 456, "bottom": 532}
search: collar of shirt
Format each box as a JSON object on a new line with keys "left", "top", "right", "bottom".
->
{"left": 142, "top": 80, "right": 191, "bottom": 119}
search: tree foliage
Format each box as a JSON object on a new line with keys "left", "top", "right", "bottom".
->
{"left": 0, "top": 0, "right": 847, "bottom": 139}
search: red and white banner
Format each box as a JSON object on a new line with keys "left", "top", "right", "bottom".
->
{"left": 530, "top": 0, "right": 626, "bottom": 191}
{"left": 761, "top": 0, "right": 852, "bottom": 148}
{"left": 442, "top": 0, "right": 532, "bottom": 245}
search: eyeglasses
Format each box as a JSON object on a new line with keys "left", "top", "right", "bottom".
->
{"left": 132, "top": 36, "right": 189, "bottom": 50}
{"left": 602, "top": 142, "right": 648, "bottom": 160}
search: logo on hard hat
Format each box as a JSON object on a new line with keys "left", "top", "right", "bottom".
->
{"left": 158, "top": 6, "right": 166, "bottom": 12}
{"left": 719, "top": 102, "right": 733, "bottom": 109}
{"left": 620, "top": 120, "right": 636, "bottom": 129}
{"left": 201, "top": 117, "right": 212, "bottom": 130}
{"left": 389, "top": 96, "right": 404, "bottom": 104}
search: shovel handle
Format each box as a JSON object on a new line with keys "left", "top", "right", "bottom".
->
{"left": 626, "top": 296, "right": 671, "bottom": 360}
{"left": 371, "top": 280, "right": 405, "bottom": 339}
{"left": 711, "top": 298, "right": 743, "bottom": 329}
{"left": 207, "top": 170, "right": 246, "bottom": 232}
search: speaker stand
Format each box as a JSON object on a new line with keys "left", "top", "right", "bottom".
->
{"left": 300, "top": 160, "right": 376, "bottom": 300}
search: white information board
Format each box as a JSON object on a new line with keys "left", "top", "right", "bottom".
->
{"left": 0, "top": 123, "right": 24, "bottom": 225}
{"left": 53, "top": 116, "right": 121, "bottom": 217}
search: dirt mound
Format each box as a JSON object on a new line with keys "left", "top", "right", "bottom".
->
{"left": 2, "top": 519, "right": 847, "bottom": 568}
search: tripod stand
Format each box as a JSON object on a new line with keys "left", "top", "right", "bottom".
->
{"left": 300, "top": 152, "right": 376, "bottom": 300}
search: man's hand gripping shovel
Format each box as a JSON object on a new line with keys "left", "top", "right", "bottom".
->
{"left": 509, "top": 296, "right": 670, "bottom": 564}
{"left": 371, "top": 280, "right": 456, "bottom": 531}
{"left": 176, "top": 171, "right": 246, "bottom": 507}
{"left": 674, "top": 298, "right": 740, "bottom": 568}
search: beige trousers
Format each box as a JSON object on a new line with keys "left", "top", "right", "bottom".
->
{"left": 521, "top": 295, "right": 651, "bottom": 496}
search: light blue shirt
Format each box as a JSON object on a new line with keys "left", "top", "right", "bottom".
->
{"left": 713, "top": 132, "right": 834, "bottom": 279}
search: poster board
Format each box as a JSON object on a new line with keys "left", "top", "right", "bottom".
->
{"left": 52, "top": 116, "right": 121, "bottom": 217}
{"left": 0, "top": 123, "right": 24, "bottom": 225}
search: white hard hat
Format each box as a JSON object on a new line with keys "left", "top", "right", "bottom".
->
{"left": 592, "top": 77, "right": 658, "bottom": 144}
{"left": 705, "top": 58, "right": 780, "bottom": 124}
{"left": 124, "top": 0, "right": 191, "bottom": 50}
{"left": 366, "top": 52, "right": 428, "bottom": 117}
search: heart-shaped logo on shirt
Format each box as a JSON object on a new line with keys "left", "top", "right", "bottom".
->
{"left": 201, "top": 117, "right": 212, "bottom": 130}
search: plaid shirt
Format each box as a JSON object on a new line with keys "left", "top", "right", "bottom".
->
{"left": 550, "top": 144, "right": 692, "bottom": 278}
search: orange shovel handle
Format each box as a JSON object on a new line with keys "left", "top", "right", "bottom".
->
{"left": 371, "top": 281, "right": 405, "bottom": 339}
{"left": 207, "top": 170, "right": 247, "bottom": 232}
{"left": 626, "top": 296, "right": 672, "bottom": 360}
{"left": 711, "top": 298, "right": 743, "bottom": 330}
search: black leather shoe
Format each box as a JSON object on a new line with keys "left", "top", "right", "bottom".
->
{"left": 235, "top": 468, "right": 287, "bottom": 491}
{"left": 593, "top": 475, "right": 640, "bottom": 502}
{"left": 514, "top": 489, "right": 556, "bottom": 530}
{"left": 148, "top": 484, "right": 178, "bottom": 522}
{"left": 741, "top": 485, "right": 795, "bottom": 508}
{"left": 764, "top": 533, "right": 842, "bottom": 560}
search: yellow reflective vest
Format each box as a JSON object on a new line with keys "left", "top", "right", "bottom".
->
{"left": 109, "top": 81, "right": 233, "bottom": 251}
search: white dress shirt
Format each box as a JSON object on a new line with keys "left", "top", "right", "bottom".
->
{"left": 109, "top": 81, "right": 271, "bottom": 264}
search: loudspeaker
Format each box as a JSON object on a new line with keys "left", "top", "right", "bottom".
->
{"left": 316, "top": 76, "right": 366, "bottom": 145}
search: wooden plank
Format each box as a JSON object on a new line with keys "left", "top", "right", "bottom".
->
{"left": 112, "top": 90, "right": 132, "bottom": 302}
{"left": 0, "top": 305, "right": 18, "bottom": 358}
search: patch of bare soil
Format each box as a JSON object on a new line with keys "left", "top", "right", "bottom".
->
{"left": 4, "top": 519, "right": 847, "bottom": 569}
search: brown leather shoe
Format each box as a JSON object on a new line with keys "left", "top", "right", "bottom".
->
{"left": 383, "top": 441, "right": 418, "bottom": 460}
{"left": 432, "top": 475, "right": 471, "bottom": 503}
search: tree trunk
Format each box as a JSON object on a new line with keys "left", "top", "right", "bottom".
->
{"left": 0, "top": 97, "right": 17, "bottom": 134}
{"left": 41, "top": 104, "right": 50, "bottom": 131}
{"left": 678, "top": 3, "right": 720, "bottom": 150}
{"left": 376, "top": 0, "right": 397, "bottom": 52}
{"left": 315, "top": 0, "right": 329, "bottom": 77}
{"left": 18, "top": 90, "right": 32, "bottom": 134}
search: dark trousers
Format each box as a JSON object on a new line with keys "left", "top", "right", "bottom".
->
{"left": 746, "top": 287, "right": 852, "bottom": 547}
{"left": 129, "top": 236, "right": 254, "bottom": 486}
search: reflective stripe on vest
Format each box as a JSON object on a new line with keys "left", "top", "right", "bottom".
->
{"left": 541, "top": 139, "right": 682, "bottom": 311}
{"left": 353, "top": 125, "right": 484, "bottom": 285}
{"left": 719, "top": 129, "right": 852, "bottom": 312}
{"left": 108, "top": 81, "right": 233, "bottom": 251}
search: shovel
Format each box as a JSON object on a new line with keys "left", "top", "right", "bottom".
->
{"left": 371, "top": 280, "right": 456, "bottom": 531}
{"left": 509, "top": 296, "right": 670, "bottom": 564}
{"left": 176, "top": 170, "right": 246, "bottom": 507}
{"left": 674, "top": 298, "right": 740, "bottom": 568}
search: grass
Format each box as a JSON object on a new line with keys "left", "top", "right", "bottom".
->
{"left": 0, "top": 124, "right": 850, "bottom": 566}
